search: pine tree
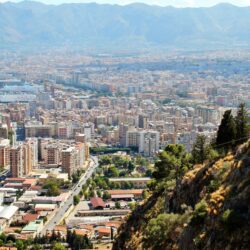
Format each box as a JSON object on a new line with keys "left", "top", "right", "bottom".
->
{"left": 235, "top": 103, "right": 249, "bottom": 144}
{"left": 216, "top": 110, "right": 236, "bottom": 150}
{"left": 192, "top": 134, "right": 207, "bottom": 164}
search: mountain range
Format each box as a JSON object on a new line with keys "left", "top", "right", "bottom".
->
{"left": 1, "top": 1, "right": 250, "bottom": 50}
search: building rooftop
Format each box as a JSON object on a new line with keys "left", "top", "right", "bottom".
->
{"left": 109, "top": 177, "right": 151, "bottom": 182}
{"left": 22, "top": 220, "right": 43, "bottom": 232}
{"left": 108, "top": 189, "right": 143, "bottom": 195}
{"left": 0, "top": 205, "right": 18, "bottom": 220}
{"left": 90, "top": 197, "right": 105, "bottom": 208}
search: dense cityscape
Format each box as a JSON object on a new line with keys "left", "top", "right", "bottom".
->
{"left": 0, "top": 48, "right": 249, "bottom": 249}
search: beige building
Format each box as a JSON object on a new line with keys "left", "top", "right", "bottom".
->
{"left": 10, "top": 142, "right": 33, "bottom": 178}
{"left": 44, "top": 145, "right": 60, "bottom": 165}
{"left": 0, "top": 139, "right": 10, "bottom": 169}
{"left": 62, "top": 143, "right": 86, "bottom": 177}
{"left": 10, "top": 145, "right": 23, "bottom": 178}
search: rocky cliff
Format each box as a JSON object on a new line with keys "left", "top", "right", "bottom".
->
{"left": 113, "top": 141, "right": 250, "bottom": 250}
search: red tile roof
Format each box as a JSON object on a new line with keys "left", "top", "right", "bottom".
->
{"left": 22, "top": 213, "right": 39, "bottom": 222}
{"left": 29, "top": 185, "right": 42, "bottom": 191}
{"left": 90, "top": 197, "right": 105, "bottom": 208}
{"left": 98, "top": 227, "right": 111, "bottom": 234}
{"left": 108, "top": 189, "right": 143, "bottom": 195}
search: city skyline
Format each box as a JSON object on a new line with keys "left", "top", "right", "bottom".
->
{"left": 1, "top": 0, "right": 250, "bottom": 7}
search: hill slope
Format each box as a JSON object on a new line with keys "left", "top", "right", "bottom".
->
{"left": 1, "top": 2, "right": 250, "bottom": 49}
{"left": 113, "top": 141, "right": 250, "bottom": 250}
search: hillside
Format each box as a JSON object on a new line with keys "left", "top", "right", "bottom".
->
{"left": 1, "top": 2, "right": 250, "bottom": 49}
{"left": 113, "top": 140, "right": 250, "bottom": 250}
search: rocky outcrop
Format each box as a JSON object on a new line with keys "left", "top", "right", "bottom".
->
{"left": 113, "top": 141, "right": 250, "bottom": 250}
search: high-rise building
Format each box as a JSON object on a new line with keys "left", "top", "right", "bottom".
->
{"left": 61, "top": 147, "right": 77, "bottom": 177}
{"left": 138, "top": 114, "right": 148, "bottom": 129}
{"left": 44, "top": 145, "right": 60, "bottom": 165}
{"left": 0, "top": 139, "right": 10, "bottom": 169}
{"left": 25, "top": 124, "right": 53, "bottom": 138}
{"left": 26, "top": 138, "right": 38, "bottom": 168}
{"left": 22, "top": 142, "right": 32, "bottom": 176}
{"left": 126, "top": 130, "right": 160, "bottom": 157}
{"left": 15, "top": 123, "right": 26, "bottom": 141}
{"left": 10, "top": 141, "right": 33, "bottom": 177}
{"left": 62, "top": 143, "right": 86, "bottom": 177}
{"left": 119, "top": 123, "right": 133, "bottom": 146}
{"left": 10, "top": 145, "right": 23, "bottom": 177}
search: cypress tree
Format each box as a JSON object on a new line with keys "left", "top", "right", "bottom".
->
{"left": 235, "top": 103, "right": 249, "bottom": 144}
{"left": 216, "top": 110, "right": 236, "bottom": 150}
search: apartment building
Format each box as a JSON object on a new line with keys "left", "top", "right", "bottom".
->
{"left": 10, "top": 141, "right": 35, "bottom": 178}
{"left": 61, "top": 142, "right": 86, "bottom": 177}
{"left": 61, "top": 147, "right": 77, "bottom": 176}
{"left": 10, "top": 145, "right": 23, "bottom": 178}
{"left": 0, "top": 139, "right": 10, "bottom": 169}
{"left": 126, "top": 130, "right": 160, "bottom": 156}
{"left": 44, "top": 145, "right": 60, "bottom": 165}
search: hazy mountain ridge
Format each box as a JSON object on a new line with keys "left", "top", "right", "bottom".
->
{"left": 1, "top": 1, "right": 250, "bottom": 49}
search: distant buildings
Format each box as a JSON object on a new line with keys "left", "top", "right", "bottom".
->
{"left": 61, "top": 143, "right": 86, "bottom": 177}
{"left": 126, "top": 130, "right": 160, "bottom": 156}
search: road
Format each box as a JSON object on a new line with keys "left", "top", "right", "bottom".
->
{"left": 41, "top": 156, "right": 99, "bottom": 234}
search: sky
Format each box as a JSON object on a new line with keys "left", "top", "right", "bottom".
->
{"left": 1, "top": 0, "right": 250, "bottom": 7}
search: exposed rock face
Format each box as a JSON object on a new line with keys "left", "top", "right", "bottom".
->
{"left": 113, "top": 141, "right": 250, "bottom": 250}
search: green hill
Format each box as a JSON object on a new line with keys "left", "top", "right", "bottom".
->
{"left": 113, "top": 140, "right": 250, "bottom": 249}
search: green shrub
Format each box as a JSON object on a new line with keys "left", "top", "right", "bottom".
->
{"left": 207, "top": 179, "right": 220, "bottom": 193}
{"left": 221, "top": 209, "right": 245, "bottom": 231}
{"left": 191, "top": 200, "right": 208, "bottom": 225}
{"left": 143, "top": 211, "right": 192, "bottom": 249}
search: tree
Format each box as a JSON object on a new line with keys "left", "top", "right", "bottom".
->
{"left": 66, "top": 230, "right": 92, "bottom": 250}
{"left": 89, "top": 190, "right": 95, "bottom": 198}
{"left": 128, "top": 161, "right": 135, "bottom": 173}
{"left": 84, "top": 191, "right": 89, "bottom": 200}
{"left": 145, "top": 169, "right": 152, "bottom": 177}
{"left": 115, "top": 202, "right": 121, "bottom": 209}
{"left": 72, "top": 173, "right": 79, "bottom": 184}
{"left": 48, "top": 185, "right": 60, "bottom": 197}
{"left": 102, "top": 191, "right": 111, "bottom": 201}
{"left": 15, "top": 240, "right": 25, "bottom": 250}
{"left": 235, "top": 103, "right": 249, "bottom": 145}
{"left": 104, "top": 166, "right": 119, "bottom": 177}
{"left": 96, "top": 190, "right": 102, "bottom": 197}
{"left": 191, "top": 135, "right": 207, "bottom": 164}
{"left": 73, "top": 195, "right": 80, "bottom": 206}
{"left": 99, "top": 155, "right": 112, "bottom": 166}
{"left": 31, "top": 244, "right": 43, "bottom": 250}
{"left": 142, "top": 190, "right": 149, "bottom": 199}
{"left": 144, "top": 211, "right": 192, "bottom": 249}
{"left": 52, "top": 243, "right": 66, "bottom": 250}
{"left": 216, "top": 110, "right": 236, "bottom": 150}
{"left": 43, "top": 179, "right": 61, "bottom": 196}
{"left": 128, "top": 202, "right": 136, "bottom": 210}
{"left": 153, "top": 144, "right": 191, "bottom": 181}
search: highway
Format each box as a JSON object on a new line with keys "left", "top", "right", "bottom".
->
{"left": 41, "top": 156, "right": 99, "bottom": 234}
